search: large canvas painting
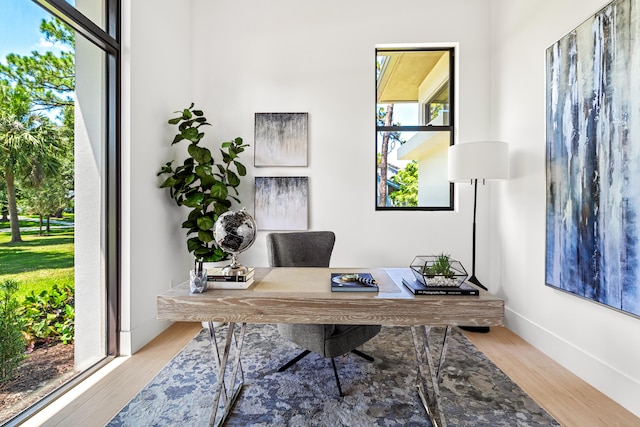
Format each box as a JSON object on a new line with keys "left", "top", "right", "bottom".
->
{"left": 254, "top": 177, "right": 308, "bottom": 230}
{"left": 546, "top": 0, "right": 640, "bottom": 317}
{"left": 254, "top": 113, "right": 308, "bottom": 166}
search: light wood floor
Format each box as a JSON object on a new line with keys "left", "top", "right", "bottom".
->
{"left": 26, "top": 323, "right": 640, "bottom": 427}
{"left": 464, "top": 327, "right": 639, "bottom": 427}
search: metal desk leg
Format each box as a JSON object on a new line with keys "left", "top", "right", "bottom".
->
{"left": 207, "top": 322, "right": 246, "bottom": 427}
{"left": 411, "top": 325, "right": 452, "bottom": 427}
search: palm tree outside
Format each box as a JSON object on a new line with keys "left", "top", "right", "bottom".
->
{"left": 0, "top": 81, "right": 61, "bottom": 243}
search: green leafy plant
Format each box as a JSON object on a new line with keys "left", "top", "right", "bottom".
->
{"left": 389, "top": 160, "right": 418, "bottom": 207}
{"left": 17, "top": 284, "right": 75, "bottom": 349}
{"left": 0, "top": 279, "right": 26, "bottom": 382}
{"left": 423, "top": 253, "right": 455, "bottom": 278}
{"left": 157, "top": 103, "right": 249, "bottom": 270}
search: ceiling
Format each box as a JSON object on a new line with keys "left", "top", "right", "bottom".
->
{"left": 376, "top": 50, "right": 447, "bottom": 103}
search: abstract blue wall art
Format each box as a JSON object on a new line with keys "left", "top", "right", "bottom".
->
{"left": 546, "top": 0, "right": 640, "bottom": 317}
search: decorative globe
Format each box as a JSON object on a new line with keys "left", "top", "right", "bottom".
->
{"left": 213, "top": 208, "right": 257, "bottom": 275}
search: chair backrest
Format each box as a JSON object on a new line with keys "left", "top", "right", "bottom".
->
{"left": 266, "top": 231, "right": 335, "bottom": 267}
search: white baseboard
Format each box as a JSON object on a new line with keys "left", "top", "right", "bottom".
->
{"left": 120, "top": 319, "right": 173, "bottom": 355}
{"left": 505, "top": 307, "right": 640, "bottom": 418}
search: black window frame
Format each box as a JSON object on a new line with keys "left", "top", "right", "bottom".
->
{"left": 375, "top": 46, "right": 455, "bottom": 211}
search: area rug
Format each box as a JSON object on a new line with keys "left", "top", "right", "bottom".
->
{"left": 107, "top": 324, "right": 559, "bottom": 427}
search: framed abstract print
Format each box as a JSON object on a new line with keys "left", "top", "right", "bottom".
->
{"left": 546, "top": 0, "right": 640, "bottom": 317}
{"left": 254, "top": 177, "right": 308, "bottom": 230}
{"left": 254, "top": 113, "right": 308, "bottom": 167}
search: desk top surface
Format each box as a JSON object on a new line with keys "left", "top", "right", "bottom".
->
{"left": 157, "top": 267, "right": 504, "bottom": 327}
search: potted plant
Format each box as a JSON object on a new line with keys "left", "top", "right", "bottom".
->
{"left": 157, "top": 103, "right": 249, "bottom": 283}
{"left": 410, "top": 254, "right": 468, "bottom": 287}
{"left": 424, "top": 253, "right": 455, "bottom": 278}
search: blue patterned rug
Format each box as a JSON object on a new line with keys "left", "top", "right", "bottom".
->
{"left": 108, "top": 324, "right": 558, "bottom": 426}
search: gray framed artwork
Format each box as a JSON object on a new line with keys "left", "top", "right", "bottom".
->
{"left": 254, "top": 113, "right": 308, "bottom": 166}
{"left": 545, "top": 0, "right": 640, "bottom": 318}
{"left": 254, "top": 177, "right": 308, "bottom": 230}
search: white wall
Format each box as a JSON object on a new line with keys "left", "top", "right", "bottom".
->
{"left": 120, "top": 0, "right": 492, "bottom": 348}
{"left": 191, "top": 0, "right": 493, "bottom": 271}
{"left": 490, "top": 0, "right": 640, "bottom": 417}
{"left": 120, "top": 0, "right": 196, "bottom": 354}
{"left": 120, "top": 0, "right": 494, "bottom": 347}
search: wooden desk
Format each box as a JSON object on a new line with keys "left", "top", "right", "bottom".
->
{"left": 157, "top": 267, "right": 504, "bottom": 326}
{"left": 157, "top": 267, "right": 505, "bottom": 427}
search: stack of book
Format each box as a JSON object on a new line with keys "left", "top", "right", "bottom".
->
{"left": 207, "top": 267, "right": 255, "bottom": 289}
{"left": 402, "top": 277, "right": 479, "bottom": 296}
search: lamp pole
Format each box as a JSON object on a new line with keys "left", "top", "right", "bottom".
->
{"left": 467, "top": 179, "right": 488, "bottom": 291}
{"left": 461, "top": 178, "right": 491, "bottom": 332}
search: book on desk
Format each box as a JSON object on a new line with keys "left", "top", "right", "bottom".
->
{"left": 207, "top": 267, "right": 255, "bottom": 289}
{"left": 207, "top": 267, "right": 254, "bottom": 282}
{"left": 330, "top": 273, "right": 379, "bottom": 292}
{"left": 402, "top": 277, "right": 479, "bottom": 296}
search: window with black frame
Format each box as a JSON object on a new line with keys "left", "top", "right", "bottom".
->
{"left": 0, "top": 0, "right": 120, "bottom": 423}
{"left": 376, "top": 47, "right": 454, "bottom": 210}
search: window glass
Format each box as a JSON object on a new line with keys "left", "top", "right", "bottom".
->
{"left": 0, "top": 0, "right": 117, "bottom": 422}
{"left": 427, "top": 85, "right": 450, "bottom": 125}
{"left": 376, "top": 48, "right": 454, "bottom": 210}
{"left": 66, "top": 0, "right": 106, "bottom": 31}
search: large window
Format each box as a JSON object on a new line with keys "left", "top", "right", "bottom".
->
{"left": 0, "top": 0, "right": 119, "bottom": 423}
{"left": 376, "top": 47, "right": 454, "bottom": 210}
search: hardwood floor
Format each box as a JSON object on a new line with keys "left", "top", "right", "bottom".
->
{"left": 25, "top": 322, "right": 203, "bottom": 427}
{"left": 24, "top": 323, "right": 639, "bottom": 427}
{"left": 464, "top": 327, "right": 640, "bottom": 427}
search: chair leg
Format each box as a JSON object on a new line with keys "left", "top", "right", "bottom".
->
{"left": 277, "top": 349, "right": 311, "bottom": 372}
{"left": 351, "top": 349, "right": 374, "bottom": 362}
{"left": 278, "top": 349, "right": 372, "bottom": 398}
{"left": 330, "top": 358, "right": 344, "bottom": 397}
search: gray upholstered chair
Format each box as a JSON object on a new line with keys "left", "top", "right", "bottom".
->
{"left": 266, "top": 231, "right": 381, "bottom": 396}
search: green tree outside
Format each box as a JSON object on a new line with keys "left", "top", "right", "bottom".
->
{"left": 0, "top": 82, "right": 62, "bottom": 243}
{"left": 0, "top": 18, "right": 74, "bottom": 244}
{"left": 389, "top": 160, "right": 419, "bottom": 207}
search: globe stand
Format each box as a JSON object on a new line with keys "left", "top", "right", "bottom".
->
{"left": 221, "top": 252, "right": 250, "bottom": 276}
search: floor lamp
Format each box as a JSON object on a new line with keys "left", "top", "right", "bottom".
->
{"left": 448, "top": 141, "right": 509, "bottom": 292}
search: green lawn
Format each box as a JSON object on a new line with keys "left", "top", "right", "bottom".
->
{"left": 0, "top": 225, "right": 74, "bottom": 301}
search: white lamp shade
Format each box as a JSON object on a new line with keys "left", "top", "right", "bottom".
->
{"left": 448, "top": 141, "right": 509, "bottom": 182}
